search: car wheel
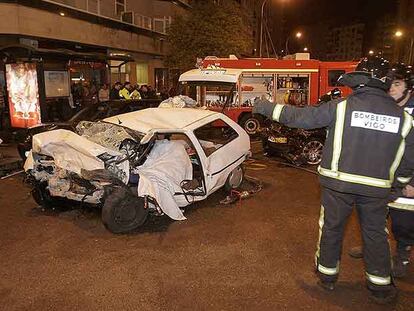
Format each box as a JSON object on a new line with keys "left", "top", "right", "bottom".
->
{"left": 239, "top": 114, "right": 263, "bottom": 136}
{"left": 102, "top": 187, "right": 148, "bottom": 234}
{"left": 31, "top": 182, "right": 56, "bottom": 208}
{"left": 301, "top": 138, "right": 324, "bottom": 165}
{"left": 225, "top": 165, "right": 244, "bottom": 191}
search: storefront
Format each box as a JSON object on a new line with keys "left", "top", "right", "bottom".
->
{"left": 0, "top": 44, "right": 133, "bottom": 127}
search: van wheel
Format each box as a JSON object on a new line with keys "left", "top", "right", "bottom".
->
{"left": 239, "top": 114, "right": 263, "bottom": 136}
{"left": 102, "top": 187, "right": 148, "bottom": 234}
{"left": 225, "top": 165, "right": 244, "bottom": 191}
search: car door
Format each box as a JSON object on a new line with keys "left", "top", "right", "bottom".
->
{"left": 192, "top": 116, "right": 250, "bottom": 195}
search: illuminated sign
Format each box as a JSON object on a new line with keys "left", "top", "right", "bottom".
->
{"left": 5, "top": 63, "right": 41, "bottom": 128}
{"left": 200, "top": 65, "right": 226, "bottom": 75}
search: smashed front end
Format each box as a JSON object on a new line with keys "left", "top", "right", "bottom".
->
{"left": 24, "top": 121, "right": 143, "bottom": 205}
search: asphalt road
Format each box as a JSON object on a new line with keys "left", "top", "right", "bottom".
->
{"left": 0, "top": 143, "right": 413, "bottom": 310}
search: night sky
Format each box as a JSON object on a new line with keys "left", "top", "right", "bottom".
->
{"left": 286, "top": 0, "right": 398, "bottom": 26}
{"left": 266, "top": 0, "right": 399, "bottom": 58}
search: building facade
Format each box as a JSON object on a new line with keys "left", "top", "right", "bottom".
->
{"left": 394, "top": 0, "right": 414, "bottom": 63}
{"left": 0, "top": 0, "right": 190, "bottom": 90}
{"left": 325, "top": 23, "right": 364, "bottom": 61}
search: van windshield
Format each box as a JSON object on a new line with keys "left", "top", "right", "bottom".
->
{"left": 180, "top": 81, "right": 237, "bottom": 108}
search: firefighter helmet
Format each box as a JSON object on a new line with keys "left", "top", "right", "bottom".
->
{"left": 338, "top": 56, "right": 391, "bottom": 90}
{"left": 388, "top": 63, "right": 414, "bottom": 104}
{"left": 388, "top": 63, "right": 414, "bottom": 89}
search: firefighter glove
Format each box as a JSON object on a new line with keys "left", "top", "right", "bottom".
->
{"left": 253, "top": 99, "right": 276, "bottom": 119}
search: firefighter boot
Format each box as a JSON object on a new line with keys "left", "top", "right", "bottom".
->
{"left": 317, "top": 280, "right": 335, "bottom": 291}
{"left": 348, "top": 245, "right": 363, "bottom": 259}
{"left": 315, "top": 270, "right": 336, "bottom": 291}
{"left": 392, "top": 245, "right": 412, "bottom": 278}
{"left": 369, "top": 286, "right": 398, "bottom": 305}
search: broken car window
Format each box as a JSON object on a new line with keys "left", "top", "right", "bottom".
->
{"left": 193, "top": 119, "right": 239, "bottom": 157}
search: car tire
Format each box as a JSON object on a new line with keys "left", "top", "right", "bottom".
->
{"left": 301, "top": 137, "right": 324, "bottom": 165}
{"left": 224, "top": 165, "right": 244, "bottom": 192}
{"left": 101, "top": 187, "right": 148, "bottom": 234}
{"left": 31, "top": 182, "right": 56, "bottom": 208}
{"left": 239, "top": 114, "right": 263, "bottom": 136}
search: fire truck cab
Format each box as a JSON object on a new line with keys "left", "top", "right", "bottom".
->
{"left": 178, "top": 54, "right": 358, "bottom": 135}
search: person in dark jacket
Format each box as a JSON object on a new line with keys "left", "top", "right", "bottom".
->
{"left": 386, "top": 63, "right": 414, "bottom": 278}
{"left": 348, "top": 63, "right": 414, "bottom": 278}
{"left": 110, "top": 82, "right": 122, "bottom": 100}
{"left": 253, "top": 56, "right": 414, "bottom": 304}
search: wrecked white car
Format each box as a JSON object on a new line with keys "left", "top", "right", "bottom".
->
{"left": 24, "top": 108, "right": 251, "bottom": 233}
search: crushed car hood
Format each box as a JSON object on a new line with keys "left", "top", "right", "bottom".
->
{"left": 25, "top": 129, "right": 130, "bottom": 183}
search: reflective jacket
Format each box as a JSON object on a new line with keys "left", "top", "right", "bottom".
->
{"left": 119, "top": 87, "right": 131, "bottom": 100}
{"left": 389, "top": 95, "right": 414, "bottom": 210}
{"left": 271, "top": 86, "right": 414, "bottom": 198}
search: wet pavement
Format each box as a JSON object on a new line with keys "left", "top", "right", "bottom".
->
{"left": 0, "top": 142, "right": 413, "bottom": 310}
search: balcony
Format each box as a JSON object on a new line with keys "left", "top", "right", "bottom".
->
{"left": 41, "top": 0, "right": 171, "bottom": 34}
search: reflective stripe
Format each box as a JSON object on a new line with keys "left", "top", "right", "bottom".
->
{"left": 389, "top": 112, "right": 413, "bottom": 182}
{"left": 272, "top": 104, "right": 285, "bottom": 122}
{"left": 315, "top": 205, "right": 325, "bottom": 264}
{"left": 331, "top": 100, "right": 347, "bottom": 171}
{"left": 388, "top": 202, "right": 414, "bottom": 211}
{"left": 314, "top": 206, "right": 340, "bottom": 276}
{"left": 397, "top": 176, "right": 412, "bottom": 184}
{"left": 365, "top": 273, "right": 391, "bottom": 286}
{"left": 325, "top": 103, "right": 412, "bottom": 189}
{"left": 318, "top": 167, "right": 391, "bottom": 188}
{"left": 318, "top": 263, "right": 339, "bottom": 276}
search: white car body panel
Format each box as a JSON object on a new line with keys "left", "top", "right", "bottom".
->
{"left": 26, "top": 108, "right": 250, "bottom": 220}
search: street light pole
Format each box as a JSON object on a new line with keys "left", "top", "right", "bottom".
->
{"left": 285, "top": 32, "right": 302, "bottom": 56}
{"left": 259, "top": 0, "right": 268, "bottom": 58}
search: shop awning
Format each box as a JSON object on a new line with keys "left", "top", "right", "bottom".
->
{"left": 0, "top": 44, "right": 134, "bottom": 63}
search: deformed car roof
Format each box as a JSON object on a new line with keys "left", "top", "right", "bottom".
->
{"left": 103, "top": 108, "right": 219, "bottom": 133}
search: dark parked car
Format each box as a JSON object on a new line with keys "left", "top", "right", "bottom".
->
{"left": 260, "top": 88, "right": 342, "bottom": 166}
{"left": 17, "top": 99, "right": 161, "bottom": 160}
{"left": 261, "top": 122, "right": 326, "bottom": 165}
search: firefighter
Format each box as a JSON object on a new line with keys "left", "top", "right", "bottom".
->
{"left": 253, "top": 56, "right": 414, "bottom": 304}
{"left": 348, "top": 63, "right": 414, "bottom": 278}
{"left": 387, "top": 63, "right": 414, "bottom": 278}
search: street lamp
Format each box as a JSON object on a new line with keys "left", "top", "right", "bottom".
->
{"left": 259, "top": 0, "right": 270, "bottom": 58}
{"left": 260, "top": 0, "right": 288, "bottom": 58}
{"left": 303, "top": 47, "right": 308, "bottom": 52}
{"left": 285, "top": 31, "right": 302, "bottom": 56}
{"left": 394, "top": 29, "right": 413, "bottom": 63}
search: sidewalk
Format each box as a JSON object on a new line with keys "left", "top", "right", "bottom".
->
{"left": 0, "top": 142, "right": 23, "bottom": 178}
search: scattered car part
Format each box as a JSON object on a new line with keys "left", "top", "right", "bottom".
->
{"left": 220, "top": 175, "right": 263, "bottom": 205}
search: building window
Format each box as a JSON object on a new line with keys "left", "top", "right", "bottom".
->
{"left": 115, "top": 0, "right": 126, "bottom": 16}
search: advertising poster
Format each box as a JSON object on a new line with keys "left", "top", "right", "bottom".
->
{"left": 44, "top": 70, "right": 70, "bottom": 98}
{"left": 5, "top": 63, "right": 41, "bottom": 128}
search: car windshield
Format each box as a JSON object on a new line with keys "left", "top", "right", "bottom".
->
{"left": 180, "top": 81, "right": 236, "bottom": 108}
{"left": 76, "top": 120, "right": 145, "bottom": 151}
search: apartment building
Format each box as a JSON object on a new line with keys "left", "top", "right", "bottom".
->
{"left": 0, "top": 0, "right": 190, "bottom": 92}
{"left": 325, "top": 23, "right": 364, "bottom": 61}
{"left": 394, "top": 0, "right": 414, "bottom": 63}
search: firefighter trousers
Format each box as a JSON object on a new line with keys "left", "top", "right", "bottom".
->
{"left": 390, "top": 208, "right": 414, "bottom": 249}
{"left": 316, "top": 187, "right": 392, "bottom": 290}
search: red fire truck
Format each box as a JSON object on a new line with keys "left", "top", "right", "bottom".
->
{"left": 178, "top": 54, "right": 358, "bottom": 135}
